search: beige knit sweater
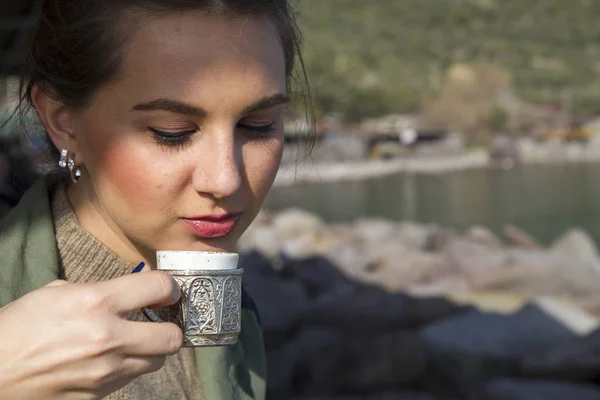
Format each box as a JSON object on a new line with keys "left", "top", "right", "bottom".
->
{"left": 51, "top": 184, "right": 203, "bottom": 399}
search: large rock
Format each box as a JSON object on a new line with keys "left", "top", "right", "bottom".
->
{"left": 239, "top": 252, "right": 310, "bottom": 340}
{"left": 474, "top": 379, "right": 600, "bottom": 400}
{"left": 279, "top": 256, "right": 354, "bottom": 297}
{"left": 325, "top": 235, "right": 372, "bottom": 278}
{"left": 551, "top": 228, "right": 600, "bottom": 275}
{"left": 532, "top": 297, "right": 599, "bottom": 336}
{"left": 466, "top": 226, "right": 504, "bottom": 249}
{"left": 360, "top": 244, "right": 447, "bottom": 291}
{"left": 504, "top": 225, "right": 542, "bottom": 249}
{"left": 272, "top": 208, "right": 325, "bottom": 240}
{"left": 443, "top": 292, "right": 530, "bottom": 315}
{"left": 419, "top": 305, "right": 577, "bottom": 397}
{"left": 353, "top": 218, "right": 398, "bottom": 245}
{"left": 442, "top": 237, "right": 509, "bottom": 284}
{"left": 405, "top": 276, "right": 471, "bottom": 296}
{"left": 237, "top": 212, "right": 281, "bottom": 259}
{"left": 469, "top": 249, "right": 553, "bottom": 292}
{"left": 237, "top": 225, "right": 282, "bottom": 259}
{"left": 519, "top": 327, "right": 600, "bottom": 381}
{"left": 423, "top": 225, "right": 453, "bottom": 252}
{"left": 280, "top": 233, "right": 321, "bottom": 259}
{"left": 290, "top": 391, "right": 435, "bottom": 400}
{"left": 397, "top": 221, "right": 434, "bottom": 250}
{"left": 268, "top": 328, "right": 427, "bottom": 397}
{"left": 307, "top": 284, "right": 472, "bottom": 333}
{"left": 325, "top": 234, "right": 445, "bottom": 290}
{"left": 473, "top": 248, "right": 600, "bottom": 298}
{"left": 239, "top": 251, "right": 277, "bottom": 278}
{"left": 239, "top": 209, "right": 327, "bottom": 260}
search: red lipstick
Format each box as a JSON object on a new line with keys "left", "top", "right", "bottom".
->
{"left": 180, "top": 213, "right": 241, "bottom": 238}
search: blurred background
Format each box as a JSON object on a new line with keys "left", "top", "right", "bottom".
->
{"left": 4, "top": 1, "right": 600, "bottom": 399}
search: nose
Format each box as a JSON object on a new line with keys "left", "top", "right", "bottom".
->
{"left": 191, "top": 129, "right": 242, "bottom": 199}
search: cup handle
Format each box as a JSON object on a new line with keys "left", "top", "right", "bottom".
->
{"left": 142, "top": 307, "right": 165, "bottom": 323}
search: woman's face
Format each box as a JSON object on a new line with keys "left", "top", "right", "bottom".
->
{"left": 68, "top": 13, "right": 286, "bottom": 260}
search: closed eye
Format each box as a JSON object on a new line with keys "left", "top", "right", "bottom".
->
{"left": 237, "top": 121, "right": 276, "bottom": 138}
{"left": 148, "top": 127, "right": 196, "bottom": 148}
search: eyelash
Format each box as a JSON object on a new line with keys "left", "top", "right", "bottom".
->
{"left": 148, "top": 121, "right": 276, "bottom": 148}
{"left": 239, "top": 121, "right": 276, "bottom": 138}
{"left": 148, "top": 127, "right": 195, "bottom": 149}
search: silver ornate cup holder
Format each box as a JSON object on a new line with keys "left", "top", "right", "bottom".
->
{"left": 143, "top": 268, "right": 244, "bottom": 347}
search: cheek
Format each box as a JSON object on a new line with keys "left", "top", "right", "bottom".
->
{"left": 83, "top": 135, "right": 183, "bottom": 206}
{"left": 244, "top": 138, "right": 283, "bottom": 200}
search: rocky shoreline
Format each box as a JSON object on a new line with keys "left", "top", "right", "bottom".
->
{"left": 273, "top": 138, "right": 600, "bottom": 187}
{"left": 273, "top": 152, "right": 488, "bottom": 187}
{"left": 237, "top": 209, "right": 600, "bottom": 399}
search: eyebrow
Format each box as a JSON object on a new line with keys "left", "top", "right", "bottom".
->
{"left": 131, "top": 93, "right": 290, "bottom": 116}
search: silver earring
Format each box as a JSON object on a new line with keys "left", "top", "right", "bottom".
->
{"left": 58, "top": 148, "right": 68, "bottom": 168}
{"left": 67, "top": 152, "right": 82, "bottom": 183}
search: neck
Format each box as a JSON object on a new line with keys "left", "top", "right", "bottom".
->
{"left": 67, "top": 180, "right": 156, "bottom": 268}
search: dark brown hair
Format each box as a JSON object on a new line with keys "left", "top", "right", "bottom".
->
{"left": 15, "top": 0, "right": 313, "bottom": 163}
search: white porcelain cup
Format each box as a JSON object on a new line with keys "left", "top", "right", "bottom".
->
{"left": 156, "top": 251, "right": 239, "bottom": 271}
{"left": 144, "top": 251, "right": 243, "bottom": 347}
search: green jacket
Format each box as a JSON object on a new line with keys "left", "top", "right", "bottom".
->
{"left": 0, "top": 179, "right": 266, "bottom": 399}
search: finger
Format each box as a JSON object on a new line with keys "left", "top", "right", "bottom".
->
{"left": 121, "top": 355, "right": 168, "bottom": 377}
{"left": 96, "top": 271, "right": 180, "bottom": 313}
{"left": 119, "top": 320, "right": 183, "bottom": 356}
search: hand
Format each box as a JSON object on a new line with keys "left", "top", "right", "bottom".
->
{"left": 0, "top": 271, "right": 182, "bottom": 400}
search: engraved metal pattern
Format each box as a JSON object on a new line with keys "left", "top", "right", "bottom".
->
{"left": 146, "top": 269, "right": 243, "bottom": 347}
{"left": 221, "top": 276, "right": 241, "bottom": 332}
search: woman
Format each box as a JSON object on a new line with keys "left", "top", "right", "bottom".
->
{"left": 0, "top": 0, "right": 309, "bottom": 398}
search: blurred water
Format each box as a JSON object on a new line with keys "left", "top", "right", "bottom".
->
{"left": 264, "top": 163, "right": 600, "bottom": 245}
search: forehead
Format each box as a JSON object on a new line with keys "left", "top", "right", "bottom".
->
{"left": 107, "top": 13, "right": 286, "bottom": 107}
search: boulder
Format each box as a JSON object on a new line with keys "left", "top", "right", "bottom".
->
{"left": 280, "top": 232, "right": 322, "bottom": 259}
{"left": 237, "top": 225, "right": 282, "bottom": 259}
{"left": 504, "top": 225, "right": 542, "bottom": 249}
{"left": 551, "top": 228, "right": 600, "bottom": 275}
{"left": 325, "top": 235, "right": 372, "bottom": 278}
{"left": 442, "top": 237, "right": 508, "bottom": 284}
{"left": 308, "top": 284, "right": 472, "bottom": 333}
{"left": 360, "top": 244, "right": 447, "bottom": 291}
{"left": 405, "top": 276, "right": 472, "bottom": 296}
{"left": 423, "top": 225, "right": 453, "bottom": 252}
{"left": 272, "top": 208, "right": 325, "bottom": 240}
{"left": 279, "top": 256, "right": 354, "bottom": 297}
{"left": 290, "top": 391, "right": 435, "bottom": 400}
{"left": 419, "top": 305, "right": 577, "bottom": 397}
{"left": 519, "top": 328, "right": 600, "bottom": 381}
{"left": 466, "top": 226, "right": 504, "bottom": 249}
{"left": 474, "top": 379, "right": 600, "bottom": 400}
{"left": 473, "top": 248, "right": 600, "bottom": 298}
{"left": 353, "top": 218, "right": 398, "bottom": 245}
{"left": 268, "top": 327, "right": 427, "bottom": 397}
{"left": 397, "top": 221, "right": 433, "bottom": 250}
{"left": 240, "top": 252, "right": 310, "bottom": 338}
{"left": 532, "top": 297, "right": 599, "bottom": 336}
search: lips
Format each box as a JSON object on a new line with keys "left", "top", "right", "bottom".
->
{"left": 180, "top": 213, "right": 241, "bottom": 239}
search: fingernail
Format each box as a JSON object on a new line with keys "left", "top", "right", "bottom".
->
{"left": 131, "top": 262, "right": 145, "bottom": 273}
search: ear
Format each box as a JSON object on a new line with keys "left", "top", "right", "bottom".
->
{"left": 31, "top": 85, "right": 78, "bottom": 152}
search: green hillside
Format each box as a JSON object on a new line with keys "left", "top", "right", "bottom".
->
{"left": 297, "top": 0, "right": 600, "bottom": 121}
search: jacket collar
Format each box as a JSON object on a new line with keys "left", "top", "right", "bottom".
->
{"left": 0, "top": 179, "right": 59, "bottom": 307}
